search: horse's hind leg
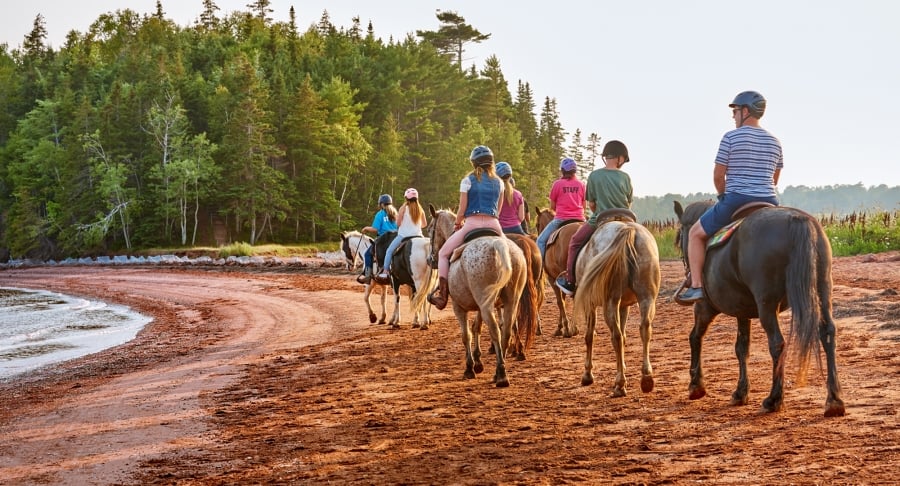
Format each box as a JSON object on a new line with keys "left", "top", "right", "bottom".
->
{"left": 820, "top": 313, "right": 846, "bottom": 417}
{"left": 605, "top": 304, "right": 627, "bottom": 397}
{"left": 471, "top": 314, "right": 485, "bottom": 375}
{"left": 637, "top": 302, "right": 655, "bottom": 393}
{"left": 483, "top": 306, "right": 509, "bottom": 387}
{"left": 455, "top": 309, "right": 477, "bottom": 380}
{"left": 731, "top": 317, "right": 752, "bottom": 406}
{"left": 759, "top": 312, "right": 786, "bottom": 413}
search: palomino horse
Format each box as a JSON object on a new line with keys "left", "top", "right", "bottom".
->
{"left": 572, "top": 214, "right": 661, "bottom": 397}
{"left": 341, "top": 230, "right": 388, "bottom": 324}
{"left": 373, "top": 232, "right": 438, "bottom": 330}
{"left": 428, "top": 206, "right": 528, "bottom": 387}
{"left": 535, "top": 207, "right": 582, "bottom": 337}
{"left": 674, "top": 200, "right": 845, "bottom": 417}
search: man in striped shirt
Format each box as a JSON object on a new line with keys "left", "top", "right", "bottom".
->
{"left": 678, "top": 91, "right": 783, "bottom": 303}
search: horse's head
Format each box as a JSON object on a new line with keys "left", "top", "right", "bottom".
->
{"left": 427, "top": 204, "right": 457, "bottom": 254}
{"left": 535, "top": 207, "right": 555, "bottom": 235}
{"left": 340, "top": 230, "right": 370, "bottom": 270}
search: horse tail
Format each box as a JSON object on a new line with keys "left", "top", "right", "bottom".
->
{"left": 410, "top": 241, "right": 438, "bottom": 315}
{"left": 786, "top": 215, "right": 825, "bottom": 379}
{"left": 574, "top": 225, "right": 637, "bottom": 323}
{"left": 514, "top": 240, "right": 539, "bottom": 351}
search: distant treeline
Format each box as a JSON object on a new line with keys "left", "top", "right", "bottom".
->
{"left": 633, "top": 183, "right": 900, "bottom": 224}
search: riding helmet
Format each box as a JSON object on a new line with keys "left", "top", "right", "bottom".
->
{"left": 602, "top": 140, "right": 630, "bottom": 163}
{"left": 404, "top": 188, "right": 419, "bottom": 200}
{"left": 469, "top": 145, "right": 494, "bottom": 164}
{"left": 495, "top": 161, "right": 513, "bottom": 178}
{"left": 378, "top": 194, "right": 393, "bottom": 205}
{"left": 729, "top": 91, "right": 766, "bottom": 118}
{"left": 559, "top": 157, "right": 577, "bottom": 172}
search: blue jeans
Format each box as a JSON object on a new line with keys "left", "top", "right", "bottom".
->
{"left": 699, "top": 192, "right": 779, "bottom": 235}
{"left": 381, "top": 234, "right": 407, "bottom": 274}
{"left": 363, "top": 246, "right": 374, "bottom": 271}
{"left": 536, "top": 218, "right": 565, "bottom": 259}
{"left": 502, "top": 224, "right": 526, "bottom": 235}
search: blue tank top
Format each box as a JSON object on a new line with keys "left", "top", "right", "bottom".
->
{"left": 464, "top": 174, "right": 501, "bottom": 218}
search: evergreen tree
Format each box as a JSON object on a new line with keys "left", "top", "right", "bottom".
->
{"left": 416, "top": 10, "right": 490, "bottom": 71}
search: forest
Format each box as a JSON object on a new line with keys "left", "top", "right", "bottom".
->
{"left": 1, "top": 2, "right": 897, "bottom": 260}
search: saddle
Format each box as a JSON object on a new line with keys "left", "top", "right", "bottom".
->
{"left": 707, "top": 202, "right": 776, "bottom": 250}
{"left": 546, "top": 218, "right": 584, "bottom": 247}
{"left": 571, "top": 208, "right": 638, "bottom": 269}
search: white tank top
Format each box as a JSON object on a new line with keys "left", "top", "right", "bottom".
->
{"left": 397, "top": 208, "right": 425, "bottom": 238}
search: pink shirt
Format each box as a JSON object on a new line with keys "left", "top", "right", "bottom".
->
{"left": 498, "top": 190, "right": 524, "bottom": 228}
{"left": 549, "top": 177, "right": 586, "bottom": 220}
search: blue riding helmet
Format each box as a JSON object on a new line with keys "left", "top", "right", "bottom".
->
{"left": 729, "top": 91, "right": 766, "bottom": 118}
{"left": 495, "top": 161, "right": 512, "bottom": 178}
{"left": 560, "top": 157, "right": 577, "bottom": 172}
{"left": 378, "top": 194, "right": 393, "bottom": 205}
{"left": 470, "top": 145, "right": 494, "bottom": 162}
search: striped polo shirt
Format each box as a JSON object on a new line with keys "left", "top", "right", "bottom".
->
{"left": 715, "top": 126, "right": 783, "bottom": 197}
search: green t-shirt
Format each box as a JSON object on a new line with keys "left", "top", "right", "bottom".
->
{"left": 586, "top": 168, "right": 633, "bottom": 224}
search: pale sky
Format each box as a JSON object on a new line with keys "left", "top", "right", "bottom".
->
{"left": 2, "top": 1, "right": 898, "bottom": 197}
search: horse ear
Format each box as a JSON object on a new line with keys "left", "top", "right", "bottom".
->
{"left": 673, "top": 201, "right": 683, "bottom": 219}
{"left": 429, "top": 203, "right": 437, "bottom": 218}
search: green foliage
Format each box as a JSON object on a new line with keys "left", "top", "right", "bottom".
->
{"left": 218, "top": 241, "right": 253, "bottom": 257}
{"left": 824, "top": 211, "right": 900, "bottom": 257}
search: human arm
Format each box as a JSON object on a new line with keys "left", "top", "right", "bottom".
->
{"left": 773, "top": 167, "right": 781, "bottom": 186}
{"left": 516, "top": 198, "right": 526, "bottom": 223}
{"left": 713, "top": 163, "right": 727, "bottom": 196}
{"left": 456, "top": 192, "right": 468, "bottom": 229}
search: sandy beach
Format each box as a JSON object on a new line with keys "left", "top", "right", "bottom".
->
{"left": 0, "top": 257, "right": 898, "bottom": 484}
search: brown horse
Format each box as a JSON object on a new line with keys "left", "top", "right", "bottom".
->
{"left": 428, "top": 206, "right": 528, "bottom": 386}
{"left": 505, "top": 233, "right": 543, "bottom": 358}
{"left": 535, "top": 207, "right": 582, "bottom": 337}
{"left": 674, "top": 200, "right": 844, "bottom": 416}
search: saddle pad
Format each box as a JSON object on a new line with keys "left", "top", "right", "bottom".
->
{"left": 707, "top": 219, "right": 743, "bottom": 249}
{"left": 547, "top": 219, "right": 582, "bottom": 247}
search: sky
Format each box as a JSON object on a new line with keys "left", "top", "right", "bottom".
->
{"left": 2, "top": 1, "right": 898, "bottom": 197}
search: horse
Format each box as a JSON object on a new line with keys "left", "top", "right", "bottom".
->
{"left": 535, "top": 207, "right": 582, "bottom": 337}
{"left": 373, "top": 232, "right": 438, "bottom": 330}
{"left": 428, "top": 206, "right": 528, "bottom": 387}
{"left": 340, "top": 230, "right": 371, "bottom": 270}
{"left": 572, "top": 215, "right": 661, "bottom": 397}
{"left": 341, "top": 230, "right": 389, "bottom": 324}
{"left": 673, "top": 200, "right": 845, "bottom": 417}
{"left": 503, "top": 233, "right": 543, "bottom": 359}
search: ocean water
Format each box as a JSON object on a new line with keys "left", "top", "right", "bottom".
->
{"left": 0, "top": 287, "right": 152, "bottom": 380}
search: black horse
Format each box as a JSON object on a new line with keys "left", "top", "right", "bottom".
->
{"left": 673, "top": 200, "right": 845, "bottom": 417}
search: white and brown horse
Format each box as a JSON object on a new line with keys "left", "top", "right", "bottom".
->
{"left": 341, "top": 230, "right": 389, "bottom": 324}
{"left": 428, "top": 206, "right": 528, "bottom": 387}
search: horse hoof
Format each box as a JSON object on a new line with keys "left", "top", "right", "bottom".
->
{"left": 369, "top": 314, "right": 377, "bottom": 324}
{"left": 495, "top": 379, "right": 510, "bottom": 388}
{"left": 610, "top": 388, "right": 626, "bottom": 398}
{"left": 463, "top": 370, "right": 476, "bottom": 380}
{"left": 688, "top": 386, "right": 706, "bottom": 400}
{"left": 640, "top": 375, "right": 654, "bottom": 393}
{"left": 473, "top": 362, "right": 484, "bottom": 374}
{"left": 412, "top": 323, "right": 421, "bottom": 329}
{"left": 581, "top": 373, "right": 594, "bottom": 387}
{"left": 419, "top": 324, "right": 429, "bottom": 331}
{"left": 390, "top": 323, "right": 400, "bottom": 330}
{"left": 760, "top": 397, "right": 783, "bottom": 413}
{"left": 730, "top": 392, "right": 749, "bottom": 406}
{"left": 554, "top": 329, "right": 563, "bottom": 337}
{"left": 378, "top": 319, "right": 386, "bottom": 325}
{"left": 824, "top": 399, "right": 846, "bottom": 417}
{"left": 516, "top": 352, "right": 526, "bottom": 361}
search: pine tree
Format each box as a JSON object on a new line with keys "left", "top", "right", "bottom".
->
{"left": 416, "top": 10, "right": 490, "bottom": 71}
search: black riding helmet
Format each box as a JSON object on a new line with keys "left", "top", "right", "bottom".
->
{"left": 602, "top": 140, "right": 630, "bottom": 165}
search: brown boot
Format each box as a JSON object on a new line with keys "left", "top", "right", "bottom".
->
{"left": 428, "top": 277, "right": 449, "bottom": 310}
